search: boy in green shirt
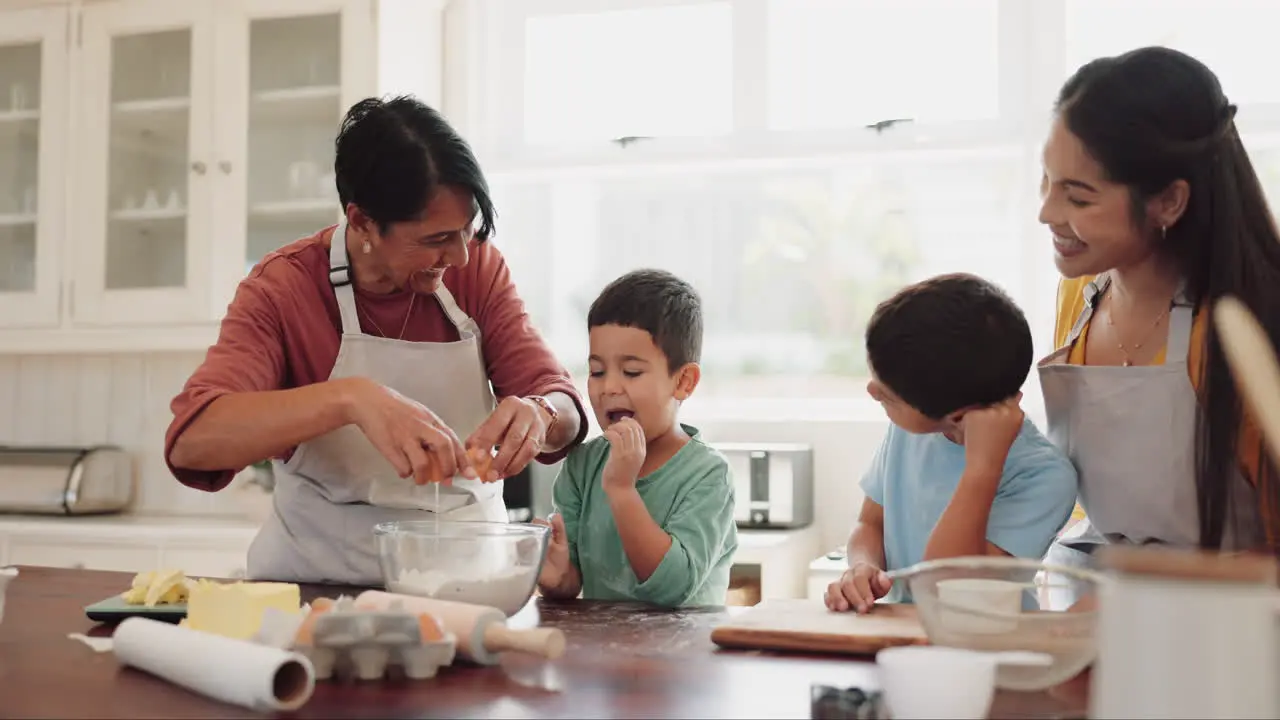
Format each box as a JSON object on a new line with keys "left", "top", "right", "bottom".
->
{"left": 534, "top": 269, "right": 738, "bottom": 608}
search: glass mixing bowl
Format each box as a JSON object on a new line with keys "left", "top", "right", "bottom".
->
{"left": 896, "top": 555, "right": 1103, "bottom": 692}
{"left": 373, "top": 520, "right": 550, "bottom": 617}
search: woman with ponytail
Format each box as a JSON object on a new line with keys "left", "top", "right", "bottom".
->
{"left": 1038, "top": 45, "right": 1280, "bottom": 563}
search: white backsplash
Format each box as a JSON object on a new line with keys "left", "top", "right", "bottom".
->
{"left": 0, "top": 352, "right": 248, "bottom": 517}
{"left": 0, "top": 352, "right": 920, "bottom": 551}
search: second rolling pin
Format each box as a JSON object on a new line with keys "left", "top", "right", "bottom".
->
{"left": 354, "top": 590, "right": 566, "bottom": 665}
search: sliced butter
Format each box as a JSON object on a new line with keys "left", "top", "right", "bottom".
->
{"left": 121, "top": 569, "right": 192, "bottom": 607}
{"left": 143, "top": 569, "right": 187, "bottom": 607}
{"left": 180, "top": 579, "right": 302, "bottom": 640}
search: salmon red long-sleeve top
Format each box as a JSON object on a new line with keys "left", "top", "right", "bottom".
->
{"left": 165, "top": 225, "right": 588, "bottom": 492}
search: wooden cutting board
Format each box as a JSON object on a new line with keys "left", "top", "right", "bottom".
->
{"left": 710, "top": 598, "right": 928, "bottom": 656}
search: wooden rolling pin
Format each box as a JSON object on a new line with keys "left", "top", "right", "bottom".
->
{"left": 1214, "top": 296, "right": 1280, "bottom": 470}
{"left": 354, "top": 590, "right": 565, "bottom": 666}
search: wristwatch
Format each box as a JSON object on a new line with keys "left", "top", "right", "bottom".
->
{"left": 527, "top": 395, "right": 559, "bottom": 437}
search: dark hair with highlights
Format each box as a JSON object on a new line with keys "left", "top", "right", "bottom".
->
{"left": 334, "top": 95, "right": 496, "bottom": 240}
{"left": 1057, "top": 46, "right": 1280, "bottom": 552}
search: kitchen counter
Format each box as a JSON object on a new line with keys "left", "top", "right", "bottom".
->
{"left": 0, "top": 515, "right": 821, "bottom": 599}
{"left": 0, "top": 512, "right": 259, "bottom": 535}
{"left": 0, "top": 515, "right": 259, "bottom": 578}
{"left": 0, "top": 565, "right": 1083, "bottom": 718}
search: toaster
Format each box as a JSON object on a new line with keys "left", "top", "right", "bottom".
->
{"left": 0, "top": 445, "right": 134, "bottom": 515}
{"left": 714, "top": 442, "right": 814, "bottom": 530}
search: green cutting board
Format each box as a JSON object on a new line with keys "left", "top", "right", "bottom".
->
{"left": 84, "top": 594, "right": 187, "bottom": 624}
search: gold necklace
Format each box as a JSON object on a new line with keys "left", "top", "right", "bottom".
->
{"left": 357, "top": 293, "right": 417, "bottom": 340}
{"left": 1105, "top": 296, "right": 1172, "bottom": 367}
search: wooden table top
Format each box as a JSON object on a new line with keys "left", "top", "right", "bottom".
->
{"left": 0, "top": 565, "right": 1084, "bottom": 719}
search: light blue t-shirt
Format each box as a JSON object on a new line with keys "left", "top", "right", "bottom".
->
{"left": 861, "top": 419, "right": 1079, "bottom": 602}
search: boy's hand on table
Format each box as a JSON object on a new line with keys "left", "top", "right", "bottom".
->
{"left": 961, "top": 393, "right": 1024, "bottom": 477}
{"left": 601, "top": 417, "right": 646, "bottom": 495}
{"left": 824, "top": 562, "right": 893, "bottom": 614}
{"left": 533, "top": 513, "right": 571, "bottom": 588}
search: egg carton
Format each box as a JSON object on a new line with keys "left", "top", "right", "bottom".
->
{"left": 295, "top": 599, "right": 457, "bottom": 681}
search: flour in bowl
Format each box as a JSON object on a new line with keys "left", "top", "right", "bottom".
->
{"left": 390, "top": 566, "right": 538, "bottom": 616}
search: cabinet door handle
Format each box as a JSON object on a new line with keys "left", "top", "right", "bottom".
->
{"left": 218, "top": 161, "right": 232, "bottom": 174}
{"left": 191, "top": 161, "right": 207, "bottom": 175}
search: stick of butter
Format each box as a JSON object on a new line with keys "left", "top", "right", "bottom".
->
{"left": 181, "top": 580, "right": 302, "bottom": 641}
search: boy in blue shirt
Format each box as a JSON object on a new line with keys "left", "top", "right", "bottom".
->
{"left": 825, "top": 273, "right": 1078, "bottom": 613}
{"left": 535, "top": 269, "right": 738, "bottom": 608}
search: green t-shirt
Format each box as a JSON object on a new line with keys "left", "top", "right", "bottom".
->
{"left": 552, "top": 423, "right": 738, "bottom": 608}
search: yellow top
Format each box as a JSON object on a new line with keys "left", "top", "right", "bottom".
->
{"left": 1054, "top": 275, "right": 1270, "bottom": 532}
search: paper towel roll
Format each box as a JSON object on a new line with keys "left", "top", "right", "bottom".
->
{"left": 113, "top": 617, "right": 315, "bottom": 712}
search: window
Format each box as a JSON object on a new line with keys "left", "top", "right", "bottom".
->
{"left": 522, "top": 3, "right": 734, "bottom": 146}
{"left": 492, "top": 147, "right": 1026, "bottom": 403}
{"left": 766, "top": 0, "right": 1001, "bottom": 131}
{"left": 458, "top": 0, "right": 1280, "bottom": 420}
{"left": 1065, "top": 0, "right": 1280, "bottom": 109}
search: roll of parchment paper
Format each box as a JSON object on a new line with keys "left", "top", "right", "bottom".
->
{"left": 112, "top": 616, "right": 315, "bottom": 712}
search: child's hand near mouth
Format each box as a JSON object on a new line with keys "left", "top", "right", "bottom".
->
{"left": 602, "top": 417, "right": 647, "bottom": 494}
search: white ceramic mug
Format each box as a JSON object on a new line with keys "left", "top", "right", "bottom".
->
{"left": 0, "top": 567, "right": 18, "bottom": 625}
{"left": 877, "top": 646, "right": 997, "bottom": 719}
{"left": 9, "top": 83, "right": 27, "bottom": 111}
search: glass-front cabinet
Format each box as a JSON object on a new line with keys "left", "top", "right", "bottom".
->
{"left": 243, "top": 12, "right": 344, "bottom": 269}
{"left": 71, "top": 0, "right": 370, "bottom": 327}
{"left": 0, "top": 0, "right": 390, "bottom": 338}
{"left": 75, "top": 0, "right": 213, "bottom": 325}
{"left": 211, "top": 0, "right": 366, "bottom": 313}
{"left": 0, "top": 7, "right": 68, "bottom": 328}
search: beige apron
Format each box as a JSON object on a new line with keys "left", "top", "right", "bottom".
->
{"left": 1038, "top": 273, "right": 1261, "bottom": 577}
{"left": 246, "top": 218, "right": 507, "bottom": 585}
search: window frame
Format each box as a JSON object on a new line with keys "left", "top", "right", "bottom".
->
{"left": 448, "top": 0, "right": 1280, "bottom": 422}
{"left": 472, "top": 0, "right": 1041, "bottom": 169}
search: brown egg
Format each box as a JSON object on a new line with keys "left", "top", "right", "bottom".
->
{"left": 467, "top": 446, "right": 495, "bottom": 482}
{"left": 413, "top": 454, "right": 446, "bottom": 486}
{"left": 418, "top": 612, "right": 446, "bottom": 642}
{"left": 293, "top": 598, "right": 336, "bottom": 646}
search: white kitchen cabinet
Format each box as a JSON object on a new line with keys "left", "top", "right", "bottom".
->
{"left": 0, "top": 0, "right": 446, "bottom": 349}
{"left": 206, "top": 0, "right": 372, "bottom": 315}
{"left": 161, "top": 540, "right": 251, "bottom": 579}
{"left": 0, "top": 515, "right": 257, "bottom": 577}
{"left": 72, "top": 0, "right": 371, "bottom": 326}
{"left": 0, "top": 4, "right": 69, "bottom": 328}
{"left": 72, "top": 0, "right": 217, "bottom": 325}
{"left": 8, "top": 533, "right": 162, "bottom": 571}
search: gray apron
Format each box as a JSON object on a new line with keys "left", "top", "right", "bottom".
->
{"left": 245, "top": 218, "right": 508, "bottom": 585}
{"left": 1038, "top": 274, "right": 1262, "bottom": 594}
